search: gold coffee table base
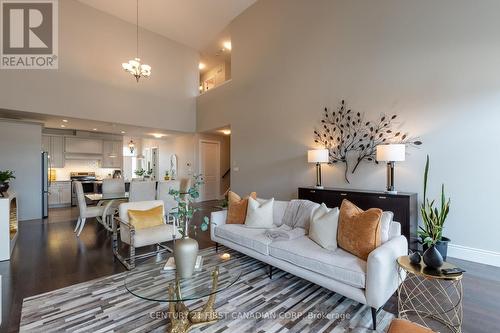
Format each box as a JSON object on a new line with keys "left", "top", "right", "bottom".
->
{"left": 397, "top": 256, "right": 463, "bottom": 333}
{"left": 167, "top": 267, "right": 220, "bottom": 333}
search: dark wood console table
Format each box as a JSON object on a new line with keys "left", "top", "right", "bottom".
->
{"left": 298, "top": 187, "right": 418, "bottom": 250}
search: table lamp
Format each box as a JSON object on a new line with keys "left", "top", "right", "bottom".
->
{"left": 376, "top": 144, "right": 405, "bottom": 194}
{"left": 308, "top": 149, "right": 329, "bottom": 189}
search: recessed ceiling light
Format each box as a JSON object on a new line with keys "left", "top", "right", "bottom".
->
{"left": 198, "top": 62, "right": 206, "bottom": 70}
{"left": 62, "top": 119, "right": 68, "bottom": 123}
{"left": 60, "top": 124, "right": 66, "bottom": 128}
{"left": 223, "top": 41, "right": 232, "bottom": 51}
{"left": 121, "top": 131, "right": 126, "bottom": 134}
{"left": 92, "top": 128, "right": 97, "bottom": 131}
{"left": 152, "top": 133, "right": 165, "bottom": 138}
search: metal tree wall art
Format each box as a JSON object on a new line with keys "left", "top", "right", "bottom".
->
{"left": 313, "top": 100, "right": 422, "bottom": 183}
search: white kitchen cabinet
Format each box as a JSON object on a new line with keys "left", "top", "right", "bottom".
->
{"left": 48, "top": 181, "right": 72, "bottom": 207}
{"left": 65, "top": 137, "right": 103, "bottom": 154}
{"left": 42, "top": 135, "right": 65, "bottom": 168}
{"left": 102, "top": 140, "right": 122, "bottom": 168}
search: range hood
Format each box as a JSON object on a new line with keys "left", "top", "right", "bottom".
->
{"left": 64, "top": 153, "right": 102, "bottom": 160}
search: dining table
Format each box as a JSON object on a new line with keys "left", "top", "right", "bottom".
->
{"left": 85, "top": 192, "right": 129, "bottom": 232}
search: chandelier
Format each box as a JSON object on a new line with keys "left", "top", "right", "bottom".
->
{"left": 122, "top": 0, "right": 151, "bottom": 82}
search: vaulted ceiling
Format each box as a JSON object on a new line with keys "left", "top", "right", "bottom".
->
{"left": 77, "top": 0, "right": 256, "bottom": 50}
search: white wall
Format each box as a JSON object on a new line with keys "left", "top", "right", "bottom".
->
{"left": 0, "top": 120, "right": 42, "bottom": 221}
{"left": 0, "top": 0, "right": 198, "bottom": 132}
{"left": 197, "top": 0, "right": 500, "bottom": 264}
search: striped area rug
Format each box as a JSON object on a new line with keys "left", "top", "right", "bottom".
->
{"left": 20, "top": 247, "right": 394, "bottom": 332}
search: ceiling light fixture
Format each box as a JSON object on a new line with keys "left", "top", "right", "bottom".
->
{"left": 221, "top": 129, "right": 231, "bottom": 135}
{"left": 122, "top": 0, "right": 151, "bottom": 82}
{"left": 223, "top": 41, "right": 232, "bottom": 51}
{"left": 198, "top": 63, "right": 206, "bottom": 70}
{"left": 62, "top": 119, "right": 68, "bottom": 123}
{"left": 152, "top": 133, "right": 165, "bottom": 139}
{"left": 92, "top": 128, "right": 97, "bottom": 131}
{"left": 121, "top": 131, "right": 126, "bottom": 134}
{"left": 60, "top": 124, "right": 66, "bottom": 128}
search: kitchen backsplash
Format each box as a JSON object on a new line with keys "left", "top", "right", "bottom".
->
{"left": 51, "top": 160, "right": 119, "bottom": 180}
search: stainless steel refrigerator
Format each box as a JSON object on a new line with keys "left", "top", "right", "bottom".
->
{"left": 42, "top": 152, "right": 49, "bottom": 218}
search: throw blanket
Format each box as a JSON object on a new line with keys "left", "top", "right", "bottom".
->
{"left": 282, "top": 199, "right": 319, "bottom": 230}
{"left": 265, "top": 224, "right": 306, "bottom": 242}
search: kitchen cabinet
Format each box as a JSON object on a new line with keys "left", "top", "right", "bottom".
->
{"left": 102, "top": 140, "right": 123, "bottom": 168}
{"left": 42, "top": 135, "right": 65, "bottom": 168}
{"left": 65, "top": 137, "right": 103, "bottom": 154}
{"left": 48, "top": 181, "right": 72, "bottom": 207}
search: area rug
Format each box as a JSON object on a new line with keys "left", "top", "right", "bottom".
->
{"left": 20, "top": 246, "right": 394, "bottom": 332}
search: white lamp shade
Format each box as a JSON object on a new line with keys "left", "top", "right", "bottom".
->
{"left": 376, "top": 144, "right": 406, "bottom": 162}
{"left": 308, "top": 149, "right": 329, "bottom": 163}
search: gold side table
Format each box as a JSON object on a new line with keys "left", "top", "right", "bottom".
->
{"left": 397, "top": 256, "right": 463, "bottom": 333}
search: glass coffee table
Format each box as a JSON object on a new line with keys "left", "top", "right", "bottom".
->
{"left": 125, "top": 250, "right": 241, "bottom": 333}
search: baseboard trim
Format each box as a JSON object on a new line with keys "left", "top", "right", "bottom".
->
{"left": 448, "top": 244, "right": 500, "bottom": 267}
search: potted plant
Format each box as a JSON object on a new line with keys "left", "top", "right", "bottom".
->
{"left": 134, "top": 168, "right": 146, "bottom": 180}
{"left": 418, "top": 155, "right": 451, "bottom": 267}
{"left": 169, "top": 174, "right": 209, "bottom": 278}
{"left": 0, "top": 170, "right": 15, "bottom": 197}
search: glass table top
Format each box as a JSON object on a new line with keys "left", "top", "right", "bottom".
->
{"left": 85, "top": 192, "right": 129, "bottom": 201}
{"left": 124, "top": 251, "right": 242, "bottom": 302}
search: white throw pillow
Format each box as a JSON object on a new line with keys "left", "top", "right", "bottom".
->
{"left": 380, "top": 211, "right": 394, "bottom": 243}
{"left": 309, "top": 203, "right": 340, "bottom": 250}
{"left": 245, "top": 197, "right": 274, "bottom": 228}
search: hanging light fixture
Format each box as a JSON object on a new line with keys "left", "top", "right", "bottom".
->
{"left": 122, "top": 0, "right": 151, "bottom": 82}
{"left": 128, "top": 140, "right": 136, "bottom": 154}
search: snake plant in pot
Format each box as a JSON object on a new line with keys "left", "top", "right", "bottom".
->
{"left": 169, "top": 174, "right": 209, "bottom": 278}
{"left": 418, "top": 155, "right": 451, "bottom": 268}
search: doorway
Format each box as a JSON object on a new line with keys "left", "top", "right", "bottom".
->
{"left": 199, "top": 140, "right": 220, "bottom": 201}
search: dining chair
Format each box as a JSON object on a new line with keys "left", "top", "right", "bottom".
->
{"left": 102, "top": 178, "right": 125, "bottom": 194}
{"left": 74, "top": 181, "right": 105, "bottom": 237}
{"left": 99, "top": 178, "right": 127, "bottom": 231}
{"left": 129, "top": 181, "right": 156, "bottom": 202}
{"left": 113, "top": 200, "right": 181, "bottom": 269}
{"left": 157, "top": 180, "right": 180, "bottom": 223}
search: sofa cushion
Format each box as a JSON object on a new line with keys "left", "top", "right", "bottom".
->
{"left": 269, "top": 236, "right": 367, "bottom": 289}
{"left": 337, "top": 200, "right": 383, "bottom": 261}
{"left": 258, "top": 199, "right": 289, "bottom": 226}
{"left": 309, "top": 204, "right": 340, "bottom": 250}
{"left": 227, "top": 191, "right": 257, "bottom": 224}
{"left": 214, "top": 224, "right": 273, "bottom": 255}
{"left": 245, "top": 197, "right": 274, "bottom": 228}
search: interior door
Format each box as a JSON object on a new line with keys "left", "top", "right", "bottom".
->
{"left": 199, "top": 141, "right": 220, "bottom": 201}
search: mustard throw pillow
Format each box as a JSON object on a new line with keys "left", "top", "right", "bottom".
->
{"left": 128, "top": 205, "right": 164, "bottom": 230}
{"left": 226, "top": 191, "right": 257, "bottom": 224}
{"left": 337, "top": 200, "right": 382, "bottom": 261}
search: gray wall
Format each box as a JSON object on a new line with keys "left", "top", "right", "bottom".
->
{"left": 0, "top": 120, "right": 42, "bottom": 221}
{"left": 197, "top": 0, "right": 500, "bottom": 262}
{"left": 0, "top": 0, "right": 198, "bottom": 132}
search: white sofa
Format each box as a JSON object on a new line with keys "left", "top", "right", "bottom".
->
{"left": 210, "top": 200, "right": 408, "bottom": 330}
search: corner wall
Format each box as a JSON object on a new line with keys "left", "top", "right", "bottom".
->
{"left": 197, "top": 0, "right": 500, "bottom": 264}
{"left": 0, "top": 120, "right": 42, "bottom": 221}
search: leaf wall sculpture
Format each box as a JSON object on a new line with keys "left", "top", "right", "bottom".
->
{"left": 313, "top": 100, "right": 422, "bottom": 183}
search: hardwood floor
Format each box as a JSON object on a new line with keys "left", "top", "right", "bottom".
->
{"left": 1, "top": 203, "right": 499, "bottom": 333}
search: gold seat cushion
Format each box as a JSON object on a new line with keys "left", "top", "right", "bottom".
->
{"left": 388, "top": 319, "right": 435, "bottom": 333}
{"left": 337, "top": 200, "right": 382, "bottom": 261}
{"left": 128, "top": 205, "right": 164, "bottom": 230}
{"left": 226, "top": 191, "right": 257, "bottom": 224}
